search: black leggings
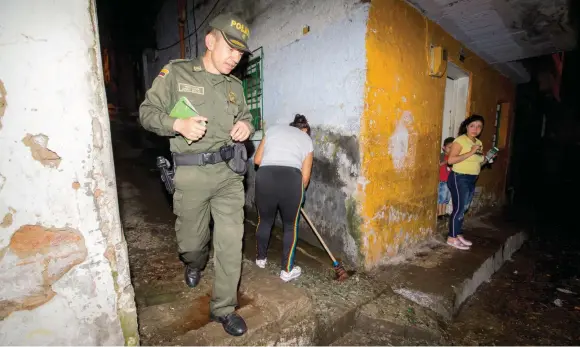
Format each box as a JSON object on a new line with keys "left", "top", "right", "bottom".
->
{"left": 255, "top": 165, "right": 304, "bottom": 272}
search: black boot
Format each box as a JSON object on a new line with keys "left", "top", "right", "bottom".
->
{"left": 184, "top": 264, "right": 201, "bottom": 288}
{"left": 210, "top": 312, "right": 247, "bottom": 336}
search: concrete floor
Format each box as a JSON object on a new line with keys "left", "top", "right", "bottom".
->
{"left": 110, "top": 114, "right": 580, "bottom": 345}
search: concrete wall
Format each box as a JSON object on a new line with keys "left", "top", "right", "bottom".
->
{"left": 149, "top": 0, "right": 369, "bottom": 267}
{"left": 0, "top": 1, "right": 138, "bottom": 345}
{"left": 359, "top": 0, "right": 516, "bottom": 268}
{"left": 148, "top": 0, "right": 516, "bottom": 269}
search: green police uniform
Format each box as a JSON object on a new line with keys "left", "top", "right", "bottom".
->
{"left": 139, "top": 55, "right": 254, "bottom": 316}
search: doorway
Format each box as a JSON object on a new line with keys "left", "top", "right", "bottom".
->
{"left": 441, "top": 63, "right": 470, "bottom": 144}
{"left": 439, "top": 63, "right": 470, "bottom": 217}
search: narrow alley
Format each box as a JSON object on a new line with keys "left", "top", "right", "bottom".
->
{"left": 111, "top": 113, "right": 580, "bottom": 345}
{"left": 1, "top": 0, "right": 579, "bottom": 345}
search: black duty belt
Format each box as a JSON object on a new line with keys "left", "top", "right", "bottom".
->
{"left": 173, "top": 146, "right": 234, "bottom": 166}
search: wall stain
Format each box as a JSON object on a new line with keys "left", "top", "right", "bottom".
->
{"left": 297, "top": 127, "right": 362, "bottom": 266}
{"left": 0, "top": 79, "right": 6, "bottom": 131}
{"left": 22, "top": 133, "right": 62, "bottom": 169}
{"left": 323, "top": 131, "right": 361, "bottom": 165}
{"left": 311, "top": 158, "right": 344, "bottom": 189}
{"left": 345, "top": 197, "right": 363, "bottom": 261}
{"left": 0, "top": 225, "right": 87, "bottom": 319}
{"left": 92, "top": 117, "right": 104, "bottom": 150}
{"left": 1, "top": 207, "right": 16, "bottom": 228}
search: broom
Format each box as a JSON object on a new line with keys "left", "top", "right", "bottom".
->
{"left": 300, "top": 208, "right": 350, "bottom": 282}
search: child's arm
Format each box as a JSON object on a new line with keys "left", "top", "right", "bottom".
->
{"left": 439, "top": 153, "right": 447, "bottom": 166}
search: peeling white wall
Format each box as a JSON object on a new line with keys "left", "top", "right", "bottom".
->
{"left": 0, "top": 1, "right": 138, "bottom": 345}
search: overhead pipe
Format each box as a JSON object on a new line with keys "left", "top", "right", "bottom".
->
{"left": 178, "top": 0, "right": 186, "bottom": 58}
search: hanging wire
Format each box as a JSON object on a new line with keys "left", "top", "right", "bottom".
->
{"left": 156, "top": 0, "right": 220, "bottom": 52}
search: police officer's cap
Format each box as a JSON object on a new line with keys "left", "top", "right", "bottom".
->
{"left": 209, "top": 13, "right": 252, "bottom": 54}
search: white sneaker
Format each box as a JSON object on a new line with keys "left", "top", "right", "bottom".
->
{"left": 447, "top": 238, "right": 470, "bottom": 250}
{"left": 458, "top": 235, "right": 473, "bottom": 246}
{"left": 280, "top": 266, "right": 302, "bottom": 282}
{"left": 255, "top": 258, "right": 267, "bottom": 269}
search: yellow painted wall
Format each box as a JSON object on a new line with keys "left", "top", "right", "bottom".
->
{"left": 359, "top": 0, "right": 515, "bottom": 268}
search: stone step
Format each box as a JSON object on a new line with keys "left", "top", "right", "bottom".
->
{"left": 354, "top": 290, "right": 446, "bottom": 343}
{"left": 373, "top": 214, "right": 527, "bottom": 320}
{"left": 330, "top": 329, "right": 438, "bottom": 346}
{"left": 138, "top": 259, "right": 316, "bottom": 346}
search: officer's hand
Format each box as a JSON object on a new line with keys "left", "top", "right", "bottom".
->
{"left": 230, "top": 120, "right": 251, "bottom": 142}
{"left": 173, "top": 116, "right": 208, "bottom": 141}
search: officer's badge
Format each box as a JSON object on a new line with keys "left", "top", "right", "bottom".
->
{"left": 228, "top": 91, "right": 237, "bottom": 104}
{"left": 193, "top": 66, "right": 202, "bottom": 72}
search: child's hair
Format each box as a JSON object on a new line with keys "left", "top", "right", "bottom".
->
{"left": 443, "top": 137, "right": 455, "bottom": 147}
{"left": 290, "top": 114, "right": 311, "bottom": 136}
{"left": 458, "top": 114, "right": 485, "bottom": 136}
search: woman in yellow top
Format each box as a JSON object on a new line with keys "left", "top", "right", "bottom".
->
{"left": 446, "top": 115, "right": 495, "bottom": 250}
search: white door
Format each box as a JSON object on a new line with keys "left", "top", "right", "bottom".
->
{"left": 452, "top": 77, "right": 470, "bottom": 137}
{"left": 441, "top": 77, "right": 455, "bottom": 146}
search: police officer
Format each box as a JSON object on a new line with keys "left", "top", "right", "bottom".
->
{"left": 139, "top": 13, "right": 254, "bottom": 336}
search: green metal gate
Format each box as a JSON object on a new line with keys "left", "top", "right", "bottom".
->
{"left": 241, "top": 47, "right": 264, "bottom": 140}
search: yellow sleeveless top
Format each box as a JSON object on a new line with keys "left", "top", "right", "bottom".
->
{"left": 452, "top": 135, "right": 484, "bottom": 175}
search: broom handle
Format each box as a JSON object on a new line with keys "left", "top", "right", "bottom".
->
{"left": 300, "top": 208, "right": 338, "bottom": 264}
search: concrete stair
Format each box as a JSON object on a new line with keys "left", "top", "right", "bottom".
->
{"left": 373, "top": 214, "right": 527, "bottom": 320}
{"left": 330, "top": 290, "right": 446, "bottom": 345}
{"left": 137, "top": 259, "right": 316, "bottom": 346}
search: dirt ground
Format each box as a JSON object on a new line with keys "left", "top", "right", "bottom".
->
{"left": 447, "top": 225, "right": 580, "bottom": 346}
{"left": 110, "top": 115, "right": 580, "bottom": 345}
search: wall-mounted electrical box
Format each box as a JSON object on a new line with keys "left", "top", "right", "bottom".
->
{"left": 429, "top": 45, "right": 448, "bottom": 77}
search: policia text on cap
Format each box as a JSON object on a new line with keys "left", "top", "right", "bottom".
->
{"left": 139, "top": 13, "right": 254, "bottom": 337}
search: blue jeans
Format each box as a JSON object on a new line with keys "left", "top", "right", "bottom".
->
{"left": 447, "top": 171, "right": 477, "bottom": 238}
{"left": 438, "top": 181, "right": 450, "bottom": 204}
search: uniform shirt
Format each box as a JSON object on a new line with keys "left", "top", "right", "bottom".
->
{"left": 260, "top": 125, "right": 313, "bottom": 171}
{"left": 139, "top": 58, "right": 254, "bottom": 154}
{"left": 451, "top": 134, "right": 484, "bottom": 175}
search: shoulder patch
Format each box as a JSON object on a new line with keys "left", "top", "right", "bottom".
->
{"left": 158, "top": 68, "right": 169, "bottom": 78}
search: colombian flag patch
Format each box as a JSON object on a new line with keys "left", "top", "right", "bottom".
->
{"left": 158, "top": 68, "right": 169, "bottom": 78}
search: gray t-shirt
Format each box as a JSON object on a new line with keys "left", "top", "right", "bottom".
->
{"left": 260, "top": 124, "right": 314, "bottom": 171}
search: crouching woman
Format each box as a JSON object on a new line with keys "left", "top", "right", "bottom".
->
{"left": 253, "top": 114, "right": 314, "bottom": 282}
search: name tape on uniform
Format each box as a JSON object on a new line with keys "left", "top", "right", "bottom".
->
{"left": 178, "top": 83, "right": 204, "bottom": 95}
